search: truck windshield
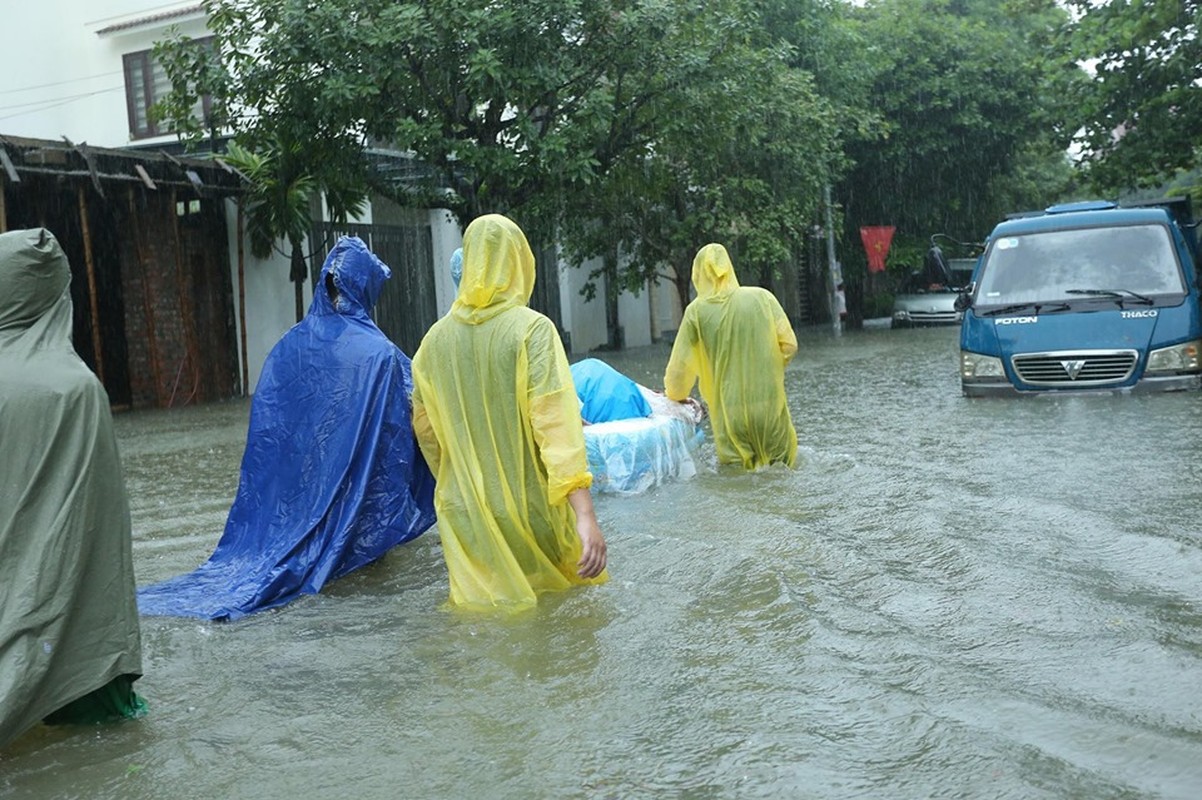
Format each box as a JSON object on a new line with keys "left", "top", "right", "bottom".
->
{"left": 975, "top": 223, "right": 1184, "bottom": 307}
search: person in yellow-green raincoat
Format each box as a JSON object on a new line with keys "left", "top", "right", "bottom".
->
{"left": 411, "top": 215, "right": 608, "bottom": 610}
{"left": 665, "top": 243, "right": 798, "bottom": 469}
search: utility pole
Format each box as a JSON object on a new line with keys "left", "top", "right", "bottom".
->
{"left": 824, "top": 184, "right": 841, "bottom": 335}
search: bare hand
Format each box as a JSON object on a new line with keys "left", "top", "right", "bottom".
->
{"left": 575, "top": 511, "right": 607, "bottom": 579}
{"left": 567, "top": 487, "right": 607, "bottom": 578}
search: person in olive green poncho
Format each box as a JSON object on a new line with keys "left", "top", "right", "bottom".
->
{"left": 0, "top": 228, "right": 146, "bottom": 749}
{"left": 665, "top": 243, "right": 798, "bottom": 470}
{"left": 411, "top": 214, "right": 607, "bottom": 611}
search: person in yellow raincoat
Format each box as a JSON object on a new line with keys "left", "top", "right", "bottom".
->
{"left": 411, "top": 214, "right": 608, "bottom": 610}
{"left": 664, "top": 243, "right": 798, "bottom": 469}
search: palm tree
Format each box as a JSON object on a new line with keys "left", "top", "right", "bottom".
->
{"left": 222, "top": 138, "right": 328, "bottom": 321}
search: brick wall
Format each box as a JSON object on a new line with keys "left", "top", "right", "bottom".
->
{"left": 117, "top": 188, "right": 238, "bottom": 408}
{"left": 4, "top": 165, "right": 240, "bottom": 410}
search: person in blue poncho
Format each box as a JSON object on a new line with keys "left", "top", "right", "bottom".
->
{"left": 137, "top": 236, "right": 437, "bottom": 621}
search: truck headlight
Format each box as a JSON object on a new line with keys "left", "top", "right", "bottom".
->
{"left": 1146, "top": 339, "right": 1202, "bottom": 373}
{"left": 893, "top": 310, "right": 909, "bottom": 321}
{"left": 960, "top": 351, "right": 1005, "bottom": 379}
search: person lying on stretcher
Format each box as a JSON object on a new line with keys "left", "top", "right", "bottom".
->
{"left": 570, "top": 357, "right": 704, "bottom": 426}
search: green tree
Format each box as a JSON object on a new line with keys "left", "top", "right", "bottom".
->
{"left": 757, "top": 0, "right": 880, "bottom": 150}
{"left": 551, "top": 0, "right": 847, "bottom": 316}
{"left": 157, "top": 0, "right": 847, "bottom": 326}
{"left": 155, "top": 18, "right": 370, "bottom": 320}
{"left": 1064, "top": 0, "right": 1202, "bottom": 191}
{"left": 160, "top": 0, "right": 778, "bottom": 228}
{"left": 829, "top": 0, "right": 1082, "bottom": 315}
{"left": 220, "top": 139, "right": 339, "bottom": 321}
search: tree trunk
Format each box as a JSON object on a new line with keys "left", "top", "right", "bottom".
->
{"left": 675, "top": 270, "right": 691, "bottom": 329}
{"left": 290, "top": 237, "right": 307, "bottom": 322}
{"left": 604, "top": 246, "right": 622, "bottom": 350}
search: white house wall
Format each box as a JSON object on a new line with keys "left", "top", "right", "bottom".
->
{"left": 558, "top": 255, "right": 607, "bottom": 353}
{"left": 2, "top": 1, "right": 209, "bottom": 146}
{"left": 557, "top": 254, "right": 665, "bottom": 355}
{"left": 651, "top": 273, "right": 687, "bottom": 341}
{"left": 618, "top": 286, "right": 652, "bottom": 349}
{"left": 428, "top": 209, "right": 462, "bottom": 316}
{"left": 222, "top": 199, "right": 308, "bottom": 394}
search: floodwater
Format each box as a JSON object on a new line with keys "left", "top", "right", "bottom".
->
{"left": 3, "top": 324, "right": 1202, "bottom": 799}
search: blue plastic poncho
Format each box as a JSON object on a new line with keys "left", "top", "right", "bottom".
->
{"left": 137, "top": 237, "right": 437, "bottom": 621}
{"left": 571, "top": 358, "right": 652, "bottom": 424}
{"left": 450, "top": 247, "right": 464, "bottom": 288}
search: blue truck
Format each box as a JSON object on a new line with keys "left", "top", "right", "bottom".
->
{"left": 957, "top": 197, "right": 1202, "bottom": 397}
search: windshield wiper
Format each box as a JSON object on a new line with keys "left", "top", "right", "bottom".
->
{"left": 981, "top": 301, "right": 1071, "bottom": 317}
{"left": 1064, "top": 288, "right": 1155, "bottom": 305}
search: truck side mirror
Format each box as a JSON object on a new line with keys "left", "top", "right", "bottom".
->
{"left": 954, "top": 288, "right": 974, "bottom": 312}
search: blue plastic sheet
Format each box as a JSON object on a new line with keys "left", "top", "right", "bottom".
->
{"left": 571, "top": 358, "right": 653, "bottom": 424}
{"left": 583, "top": 387, "right": 705, "bottom": 495}
{"left": 137, "top": 237, "right": 437, "bottom": 621}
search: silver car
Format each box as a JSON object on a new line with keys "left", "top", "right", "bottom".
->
{"left": 891, "top": 258, "right": 975, "bottom": 328}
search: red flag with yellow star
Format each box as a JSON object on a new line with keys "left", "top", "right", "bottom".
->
{"left": 860, "top": 226, "right": 895, "bottom": 273}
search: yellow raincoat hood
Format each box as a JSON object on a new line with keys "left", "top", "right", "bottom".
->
{"left": 451, "top": 214, "right": 536, "bottom": 325}
{"left": 691, "top": 242, "right": 740, "bottom": 299}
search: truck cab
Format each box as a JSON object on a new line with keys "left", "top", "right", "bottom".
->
{"left": 958, "top": 198, "right": 1202, "bottom": 397}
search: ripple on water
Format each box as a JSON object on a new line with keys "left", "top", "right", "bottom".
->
{"left": 5, "top": 332, "right": 1202, "bottom": 798}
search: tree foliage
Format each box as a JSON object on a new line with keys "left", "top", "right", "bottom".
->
{"left": 551, "top": 0, "right": 845, "bottom": 311}
{"left": 220, "top": 138, "right": 357, "bottom": 321}
{"left": 155, "top": 14, "right": 371, "bottom": 222}
{"left": 156, "top": 10, "right": 371, "bottom": 320}
{"left": 1063, "top": 0, "right": 1202, "bottom": 192}
{"left": 837, "top": 0, "right": 1082, "bottom": 270}
{"left": 163, "top": 0, "right": 790, "bottom": 229}
{"left": 157, "top": 0, "right": 849, "bottom": 316}
{"left": 152, "top": 0, "right": 1102, "bottom": 327}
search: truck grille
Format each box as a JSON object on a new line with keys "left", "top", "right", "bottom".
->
{"left": 1011, "top": 349, "right": 1138, "bottom": 386}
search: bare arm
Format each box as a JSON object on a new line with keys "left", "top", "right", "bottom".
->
{"left": 568, "top": 487, "right": 607, "bottom": 578}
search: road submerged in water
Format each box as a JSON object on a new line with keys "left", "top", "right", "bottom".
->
{"left": 3, "top": 324, "right": 1201, "bottom": 799}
